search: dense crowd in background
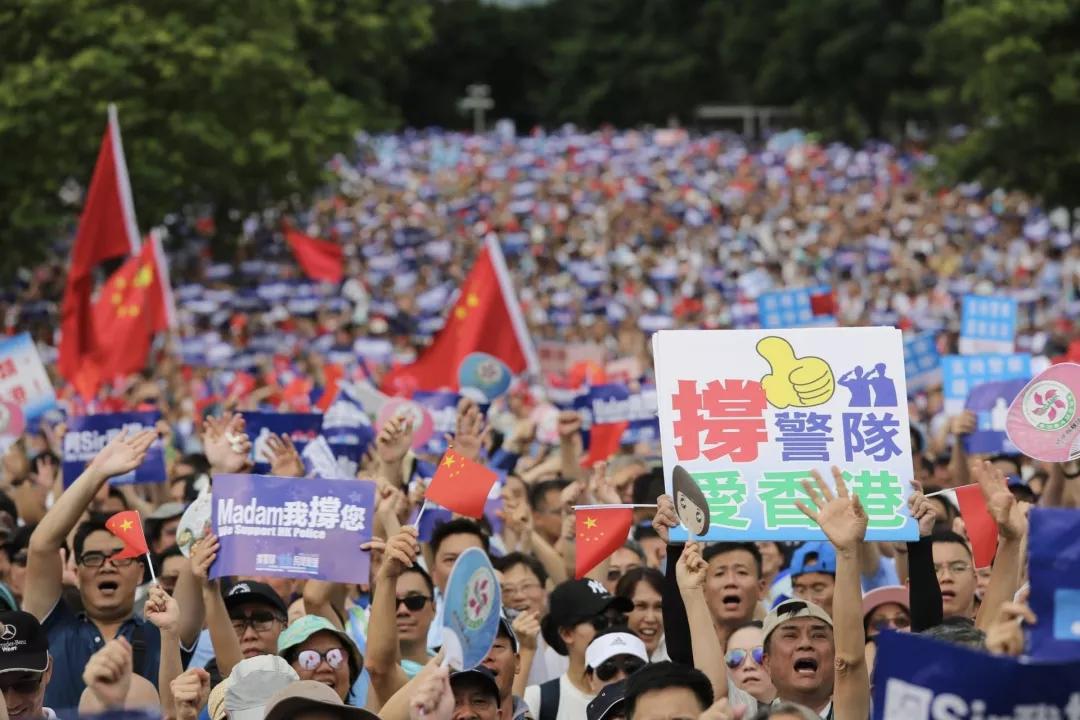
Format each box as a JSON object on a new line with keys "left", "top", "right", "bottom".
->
{"left": 0, "top": 128, "right": 1077, "bottom": 719}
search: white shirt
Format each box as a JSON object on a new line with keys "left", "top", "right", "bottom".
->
{"left": 526, "top": 635, "right": 569, "bottom": 687}
{"left": 523, "top": 674, "right": 594, "bottom": 720}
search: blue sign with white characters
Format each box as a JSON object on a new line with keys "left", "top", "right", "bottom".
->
{"left": 959, "top": 294, "right": 1018, "bottom": 354}
{"left": 757, "top": 286, "right": 836, "bottom": 329}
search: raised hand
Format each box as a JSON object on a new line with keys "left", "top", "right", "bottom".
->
{"left": 972, "top": 459, "right": 1028, "bottom": 541}
{"left": 507, "top": 418, "right": 537, "bottom": 454}
{"left": 698, "top": 698, "right": 746, "bottom": 720}
{"left": 409, "top": 665, "right": 454, "bottom": 720}
{"left": 949, "top": 411, "right": 977, "bottom": 437}
{"left": 83, "top": 637, "right": 133, "bottom": 710}
{"left": 88, "top": 429, "right": 158, "bottom": 479}
{"left": 796, "top": 467, "right": 868, "bottom": 552}
{"left": 587, "top": 461, "right": 620, "bottom": 505}
{"left": 557, "top": 411, "right": 582, "bottom": 441}
{"left": 908, "top": 480, "right": 937, "bottom": 537}
{"left": 376, "top": 416, "right": 414, "bottom": 467}
{"left": 202, "top": 414, "right": 251, "bottom": 473}
{"left": 559, "top": 479, "right": 586, "bottom": 511}
{"left": 171, "top": 668, "right": 211, "bottom": 720}
{"left": 511, "top": 610, "right": 541, "bottom": 652}
{"left": 190, "top": 533, "right": 220, "bottom": 587}
{"left": 266, "top": 433, "right": 305, "bottom": 478}
{"left": 145, "top": 583, "right": 180, "bottom": 634}
{"left": 453, "top": 398, "right": 486, "bottom": 461}
{"left": 379, "top": 526, "right": 419, "bottom": 580}
{"left": 676, "top": 541, "right": 707, "bottom": 592}
{"left": 652, "top": 494, "right": 678, "bottom": 543}
{"left": 31, "top": 452, "right": 59, "bottom": 488}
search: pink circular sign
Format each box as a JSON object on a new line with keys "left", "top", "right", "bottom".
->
{"left": 377, "top": 397, "right": 435, "bottom": 451}
{"left": 1006, "top": 363, "right": 1080, "bottom": 462}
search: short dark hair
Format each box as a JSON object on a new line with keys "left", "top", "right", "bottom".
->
{"left": 107, "top": 486, "right": 130, "bottom": 509}
{"left": 625, "top": 662, "right": 713, "bottom": 719}
{"left": 703, "top": 542, "right": 762, "bottom": 577}
{"left": 0, "top": 491, "right": 17, "bottom": 523}
{"left": 930, "top": 530, "right": 973, "bottom": 561}
{"left": 615, "top": 567, "right": 663, "bottom": 603}
{"left": 400, "top": 564, "right": 435, "bottom": 596}
{"left": 177, "top": 453, "right": 211, "bottom": 475}
{"left": 632, "top": 525, "right": 659, "bottom": 543}
{"left": 528, "top": 479, "right": 569, "bottom": 511}
{"left": 430, "top": 518, "right": 489, "bottom": 557}
{"left": 922, "top": 617, "right": 986, "bottom": 649}
{"left": 74, "top": 514, "right": 141, "bottom": 560}
{"left": 493, "top": 552, "right": 548, "bottom": 587}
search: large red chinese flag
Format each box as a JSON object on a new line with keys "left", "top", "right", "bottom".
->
{"left": 59, "top": 105, "right": 143, "bottom": 397}
{"left": 284, "top": 225, "right": 344, "bottom": 284}
{"left": 104, "top": 510, "right": 150, "bottom": 560}
{"left": 949, "top": 484, "right": 999, "bottom": 569}
{"left": 425, "top": 448, "right": 499, "bottom": 519}
{"left": 381, "top": 236, "right": 539, "bottom": 394}
{"left": 575, "top": 506, "right": 634, "bottom": 579}
{"left": 580, "top": 421, "right": 630, "bottom": 468}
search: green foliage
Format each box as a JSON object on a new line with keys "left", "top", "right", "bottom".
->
{"left": 0, "top": 0, "right": 430, "bottom": 274}
{"left": 922, "top": 0, "right": 1080, "bottom": 204}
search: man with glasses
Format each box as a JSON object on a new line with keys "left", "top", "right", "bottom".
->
{"left": 524, "top": 579, "right": 632, "bottom": 720}
{"left": 930, "top": 530, "right": 978, "bottom": 619}
{"left": 584, "top": 628, "right": 648, "bottom": 695}
{"left": 494, "top": 553, "right": 562, "bottom": 687}
{"left": 199, "top": 580, "right": 290, "bottom": 688}
{"left": 24, "top": 429, "right": 200, "bottom": 711}
{"left": 0, "top": 610, "right": 55, "bottom": 720}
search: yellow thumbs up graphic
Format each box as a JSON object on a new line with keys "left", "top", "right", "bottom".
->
{"left": 756, "top": 336, "right": 835, "bottom": 409}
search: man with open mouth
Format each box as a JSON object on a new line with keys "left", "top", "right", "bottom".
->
{"left": 22, "top": 430, "right": 201, "bottom": 711}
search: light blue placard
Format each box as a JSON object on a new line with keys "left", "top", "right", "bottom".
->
{"left": 959, "top": 294, "right": 1017, "bottom": 354}
{"left": 902, "top": 332, "right": 941, "bottom": 393}
{"left": 442, "top": 547, "right": 501, "bottom": 670}
{"left": 941, "top": 353, "right": 1031, "bottom": 414}
{"left": 757, "top": 286, "right": 835, "bottom": 329}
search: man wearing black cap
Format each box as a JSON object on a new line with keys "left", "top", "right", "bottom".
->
{"left": 480, "top": 615, "right": 531, "bottom": 720}
{"left": 450, "top": 666, "right": 503, "bottom": 720}
{"left": 0, "top": 610, "right": 54, "bottom": 720}
{"left": 205, "top": 580, "right": 289, "bottom": 687}
{"left": 524, "top": 579, "right": 632, "bottom": 720}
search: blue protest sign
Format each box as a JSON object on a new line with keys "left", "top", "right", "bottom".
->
{"left": 244, "top": 412, "right": 324, "bottom": 473}
{"left": 872, "top": 630, "right": 1080, "bottom": 719}
{"left": 962, "top": 378, "right": 1028, "bottom": 454}
{"left": 942, "top": 354, "right": 1032, "bottom": 415}
{"left": 441, "top": 547, "right": 501, "bottom": 670}
{"left": 63, "top": 413, "right": 165, "bottom": 486}
{"left": 412, "top": 390, "right": 461, "bottom": 455}
{"left": 211, "top": 474, "right": 375, "bottom": 584}
{"left": 757, "top": 286, "right": 836, "bottom": 329}
{"left": 1028, "top": 507, "right": 1080, "bottom": 660}
{"left": 959, "top": 294, "right": 1018, "bottom": 355}
{"left": 902, "top": 332, "right": 941, "bottom": 393}
{"left": 573, "top": 383, "right": 659, "bottom": 446}
{"left": 0, "top": 333, "right": 57, "bottom": 421}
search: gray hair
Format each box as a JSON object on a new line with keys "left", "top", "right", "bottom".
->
{"left": 754, "top": 703, "right": 819, "bottom": 720}
{"left": 921, "top": 618, "right": 987, "bottom": 649}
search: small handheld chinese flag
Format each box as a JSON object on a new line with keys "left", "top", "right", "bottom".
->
{"left": 950, "top": 484, "right": 999, "bottom": 569}
{"left": 580, "top": 421, "right": 630, "bottom": 468}
{"left": 425, "top": 448, "right": 499, "bottom": 519}
{"left": 104, "top": 510, "right": 150, "bottom": 561}
{"left": 575, "top": 506, "right": 634, "bottom": 579}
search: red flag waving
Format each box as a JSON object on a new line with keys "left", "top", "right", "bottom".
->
{"left": 82, "top": 234, "right": 175, "bottom": 390}
{"left": 575, "top": 506, "right": 634, "bottom": 579}
{"left": 104, "top": 510, "right": 149, "bottom": 560}
{"left": 950, "top": 484, "right": 999, "bottom": 569}
{"left": 580, "top": 421, "right": 630, "bottom": 468}
{"left": 284, "top": 225, "right": 344, "bottom": 284}
{"left": 59, "top": 105, "right": 142, "bottom": 396}
{"left": 425, "top": 448, "right": 499, "bottom": 519}
{"left": 381, "top": 236, "right": 539, "bottom": 394}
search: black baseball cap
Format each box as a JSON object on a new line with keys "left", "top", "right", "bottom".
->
{"left": 450, "top": 666, "right": 500, "bottom": 704}
{"left": 222, "top": 580, "right": 288, "bottom": 617}
{"left": 497, "top": 613, "right": 519, "bottom": 653}
{"left": 0, "top": 611, "right": 49, "bottom": 674}
{"left": 587, "top": 678, "right": 626, "bottom": 720}
{"left": 541, "top": 579, "right": 633, "bottom": 655}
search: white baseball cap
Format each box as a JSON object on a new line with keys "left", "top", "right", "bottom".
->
{"left": 585, "top": 631, "right": 648, "bottom": 669}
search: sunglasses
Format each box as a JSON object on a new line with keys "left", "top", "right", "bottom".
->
{"left": 230, "top": 611, "right": 282, "bottom": 634}
{"left": 595, "top": 657, "right": 646, "bottom": 682}
{"left": 871, "top": 616, "right": 911, "bottom": 631}
{"left": 396, "top": 595, "right": 431, "bottom": 612}
{"left": 724, "top": 646, "right": 764, "bottom": 669}
{"left": 297, "top": 648, "right": 346, "bottom": 671}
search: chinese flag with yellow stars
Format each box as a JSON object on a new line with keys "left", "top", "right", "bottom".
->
{"left": 425, "top": 448, "right": 499, "bottom": 519}
{"left": 105, "top": 510, "right": 149, "bottom": 560}
{"left": 575, "top": 507, "right": 634, "bottom": 579}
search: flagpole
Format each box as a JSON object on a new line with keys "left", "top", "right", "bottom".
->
{"left": 413, "top": 500, "right": 428, "bottom": 529}
{"left": 572, "top": 504, "right": 659, "bottom": 510}
{"left": 145, "top": 552, "right": 157, "bottom": 584}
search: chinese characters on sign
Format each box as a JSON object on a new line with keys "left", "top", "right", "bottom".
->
{"left": 655, "top": 328, "right": 917, "bottom": 542}
{"left": 959, "top": 294, "right": 1018, "bottom": 355}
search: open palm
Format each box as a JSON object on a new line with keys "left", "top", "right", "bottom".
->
{"left": 796, "top": 467, "right": 867, "bottom": 551}
{"left": 89, "top": 429, "right": 157, "bottom": 479}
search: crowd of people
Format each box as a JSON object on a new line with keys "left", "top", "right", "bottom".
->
{"left": 0, "top": 127, "right": 1078, "bottom": 719}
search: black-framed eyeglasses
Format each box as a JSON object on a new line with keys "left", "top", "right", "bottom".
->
{"left": 78, "top": 550, "right": 139, "bottom": 568}
{"left": 595, "top": 656, "right": 646, "bottom": 682}
{"left": 229, "top": 611, "right": 283, "bottom": 634}
{"left": 396, "top": 595, "right": 431, "bottom": 612}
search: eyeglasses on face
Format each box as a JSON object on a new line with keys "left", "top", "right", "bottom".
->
{"left": 78, "top": 550, "right": 139, "bottom": 568}
{"left": 595, "top": 656, "right": 646, "bottom": 682}
{"left": 724, "top": 646, "right": 764, "bottom": 669}
{"left": 933, "top": 561, "right": 973, "bottom": 577}
{"left": 229, "top": 611, "right": 283, "bottom": 634}
{"left": 501, "top": 582, "right": 541, "bottom": 597}
{"left": 396, "top": 594, "right": 431, "bottom": 612}
{"left": 296, "top": 647, "right": 346, "bottom": 671}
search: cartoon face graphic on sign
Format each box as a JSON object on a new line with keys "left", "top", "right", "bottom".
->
{"left": 672, "top": 465, "right": 710, "bottom": 537}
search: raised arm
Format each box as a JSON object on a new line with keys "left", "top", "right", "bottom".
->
{"left": 145, "top": 583, "right": 184, "bottom": 718}
{"left": 905, "top": 483, "right": 943, "bottom": 632}
{"left": 365, "top": 526, "right": 416, "bottom": 707}
{"left": 556, "top": 411, "right": 585, "bottom": 482}
{"left": 25, "top": 429, "right": 157, "bottom": 621}
{"left": 654, "top": 494, "right": 693, "bottom": 666}
{"left": 797, "top": 468, "right": 870, "bottom": 720}
{"left": 972, "top": 460, "right": 1028, "bottom": 631}
{"left": 676, "top": 541, "right": 728, "bottom": 699}
{"left": 376, "top": 417, "right": 415, "bottom": 492}
{"left": 190, "top": 533, "right": 243, "bottom": 679}
{"left": 946, "top": 412, "right": 975, "bottom": 487}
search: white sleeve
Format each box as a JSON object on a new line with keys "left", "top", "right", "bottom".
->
{"left": 523, "top": 684, "right": 541, "bottom": 719}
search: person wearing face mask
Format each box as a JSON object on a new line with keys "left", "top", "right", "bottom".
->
{"left": 722, "top": 622, "right": 776, "bottom": 706}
